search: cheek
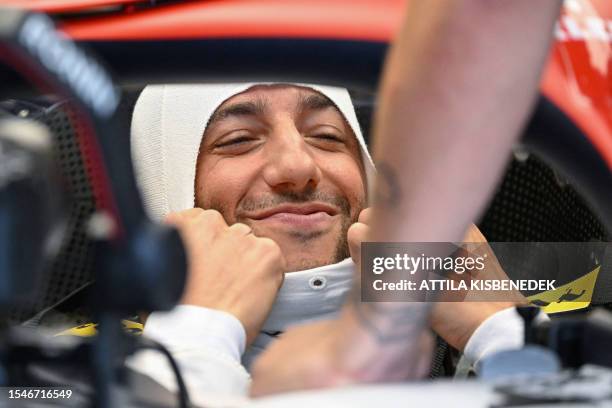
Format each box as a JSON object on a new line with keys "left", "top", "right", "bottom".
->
{"left": 321, "top": 157, "right": 366, "bottom": 216}
{"left": 195, "top": 158, "right": 257, "bottom": 221}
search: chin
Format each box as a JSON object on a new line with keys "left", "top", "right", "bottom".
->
{"left": 250, "top": 226, "right": 348, "bottom": 271}
{"left": 279, "top": 240, "right": 337, "bottom": 271}
{"left": 284, "top": 257, "right": 335, "bottom": 272}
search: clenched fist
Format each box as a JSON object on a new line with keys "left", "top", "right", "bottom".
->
{"left": 166, "top": 208, "right": 286, "bottom": 345}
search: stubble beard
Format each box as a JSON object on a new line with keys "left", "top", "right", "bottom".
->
{"left": 197, "top": 190, "right": 363, "bottom": 271}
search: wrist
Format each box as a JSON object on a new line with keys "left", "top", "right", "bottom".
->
{"left": 331, "top": 303, "right": 432, "bottom": 382}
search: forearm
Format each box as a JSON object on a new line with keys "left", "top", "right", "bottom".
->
{"left": 346, "top": 1, "right": 561, "bottom": 359}
{"left": 371, "top": 0, "right": 562, "bottom": 243}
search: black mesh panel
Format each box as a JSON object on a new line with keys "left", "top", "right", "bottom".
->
{"left": 480, "top": 155, "right": 609, "bottom": 242}
{"left": 7, "top": 103, "right": 96, "bottom": 323}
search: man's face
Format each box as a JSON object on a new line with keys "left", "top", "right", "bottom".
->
{"left": 195, "top": 85, "right": 366, "bottom": 271}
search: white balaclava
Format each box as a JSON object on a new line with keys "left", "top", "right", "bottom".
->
{"left": 131, "top": 83, "right": 376, "bottom": 369}
{"left": 131, "top": 83, "right": 375, "bottom": 221}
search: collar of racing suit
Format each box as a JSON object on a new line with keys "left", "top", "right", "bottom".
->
{"left": 242, "top": 257, "right": 355, "bottom": 370}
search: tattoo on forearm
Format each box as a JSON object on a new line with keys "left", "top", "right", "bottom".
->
{"left": 349, "top": 283, "right": 429, "bottom": 344}
{"left": 353, "top": 161, "right": 426, "bottom": 342}
{"left": 374, "top": 162, "right": 402, "bottom": 209}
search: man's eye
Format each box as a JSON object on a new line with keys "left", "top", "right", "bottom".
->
{"left": 312, "top": 134, "right": 343, "bottom": 143}
{"left": 216, "top": 136, "right": 255, "bottom": 148}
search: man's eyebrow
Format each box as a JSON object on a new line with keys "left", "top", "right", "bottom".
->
{"left": 298, "top": 93, "right": 339, "bottom": 116}
{"left": 207, "top": 100, "right": 266, "bottom": 129}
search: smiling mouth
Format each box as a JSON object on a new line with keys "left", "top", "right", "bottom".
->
{"left": 245, "top": 203, "right": 338, "bottom": 229}
{"left": 248, "top": 203, "right": 337, "bottom": 219}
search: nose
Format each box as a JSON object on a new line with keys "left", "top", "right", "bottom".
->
{"left": 262, "top": 121, "right": 322, "bottom": 193}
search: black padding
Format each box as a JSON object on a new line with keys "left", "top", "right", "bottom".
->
{"left": 480, "top": 155, "right": 609, "bottom": 242}
{"left": 3, "top": 85, "right": 146, "bottom": 324}
{"left": 480, "top": 156, "right": 610, "bottom": 304}
{"left": 6, "top": 103, "right": 96, "bottom": 323}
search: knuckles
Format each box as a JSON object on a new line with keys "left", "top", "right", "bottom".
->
{"left": 197, "top": 209, "right": 226, "bottom": 225}
{"left": 165, "top": 208, "right": 225, "bottom": 226}
{"left": 254, "top": 237, "right": 286, "bottom": 276}
{"left": 256, "top": 237, "right": 283, "bottom": 259}
{"left": 347, "top": 222, "right": 369, "bottom": 244}
{"left": 357, "top": 207, "right": 372, "bottom": 224}
{"left": 168, "top": 209, "right": 286, "bottom": 274}
{"left": 257, "top": 237, "right": 278, "bottom": 251}
{"left": 227, "top": 222, "right": 252, "bottom": 236}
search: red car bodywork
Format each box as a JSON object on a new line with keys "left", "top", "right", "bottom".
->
{"left": 0, "top": 0, "right": 147, "bottom": 13}
{"left": 7, "top": 0, "right": 612, "bottom": 168}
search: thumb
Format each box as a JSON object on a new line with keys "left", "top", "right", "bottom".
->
{"left": 347, "top": 222, "right": 370, "bottom": 264}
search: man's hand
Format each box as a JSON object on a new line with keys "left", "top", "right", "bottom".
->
{"left": 430, "top": 225, "right": 523, "bottom": 351}
{"left": 251, "top": 208, "right": 432, "bottom": 396}
{"left": 349, "top": 211, "right": 516, "bottom": 351}
{"left": 347, "top": 208, "right": 372, "bottom": 264}
{"left": 250, "top": 306, "right": 433, "bottom": 397}
{"left": 166, "top": 208, "right": 286, "bottom": 345}
{"left": 250, "top": 211, "right": 523, "bottom": 396}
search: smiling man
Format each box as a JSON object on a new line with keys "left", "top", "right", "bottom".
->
{"left": 128, "top": 83, "right": 523, "bottom": 405}
{"left": 128, "top": 83, "right": 379, "bottom": 399}
{"left": 193, "top": 85, "right": 367, "bottom": 271}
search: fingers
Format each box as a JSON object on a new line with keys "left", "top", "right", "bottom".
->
{"left": 164, "top": 207, "right": 205, "bottom": 223}
{"left": 347, "top": 222, "right": 370, "bottom": 264}
{"left": 250, "top": 322, "right": 335, "bottom": 397}
{"left": 463, "top": 224, "right": 487, "bottom": 243}
{"left": 358, "top": 207, "right": 373, "bottom": 224}
{"left": 251, "top": 365, "right": 319, "bottom": 397}
{"left": 347, "top": 208, "right": 373, "bottom": 264}
{"left": 227, "top": 222, "right": 253, "bottom": 236}
{"left": 250, "top": 360, "right": 290, "bottom": 397}
{"left": 165, "top": 208, "right": 229, "bottom": 234}
{"left": 257, "top": 237, "right": 288, "bottom": 278}
{"left": 164, "top": 209, "right": 285, "bottom": 277}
